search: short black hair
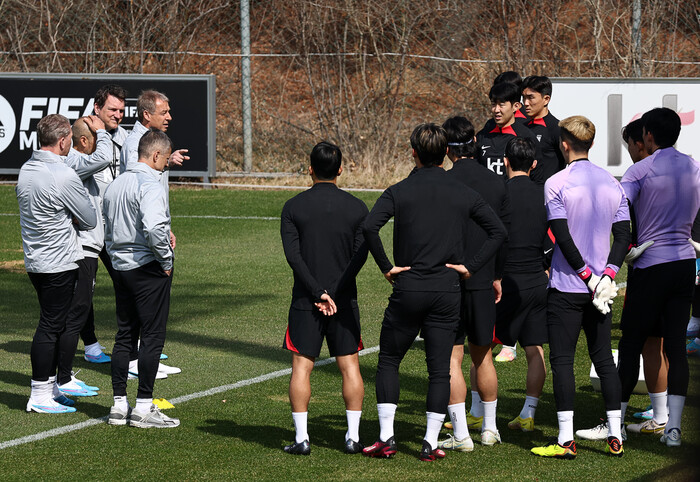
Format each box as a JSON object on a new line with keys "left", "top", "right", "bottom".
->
{"left": 442, "top": 116, "right": 477, "bottom": 159}
{"left": 622, "top": 118, "right": 644, "bottom": 144}
{"left": 641, "top": 107, "right": 681, "bottom": 148}
{"left": 494, "top": 71, "right": 522, "bottom": 91}
{"left": 521, "top": 75, "right": 552, "bottom": 97}
{"left": 505, "top": 137, "right": 536, "bottom": 172}
{"left": 410, "top": 123, "right": 447, "bottom": 166}
{"left": 310, "top": 141, "right": 342, "bottom": 180}
{"left": 489, "top": 81, "right": 521, "bottom": 105}
{"left": 94, "top": 84, "right": 128, "bottom": 107}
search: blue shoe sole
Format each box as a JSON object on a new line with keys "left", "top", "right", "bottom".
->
{"left": 84, "top": 353, "right": 111, "bottom": 364}
{"left": 160, "top": 353, "right": 168, "bottom": 360}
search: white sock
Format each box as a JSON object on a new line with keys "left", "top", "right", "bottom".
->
{"left": 470, "top": 391, "right": 483, "bottom": 417}
{"left": 49, "top": 376, "right": 60, "bottom": 398}
{"left": 377, "top": 403, "right": 397, "bottom": 442}
{"left": 84, "top": 342, "right": 103, "bottom": 357}
{"left": 606, "top": 410, "right": 622, "bottom": 439}
{"left": 113, "top": 396, "right": 129, "bottom": 411}
{"left": 519, "top": 396, "right": 539, "bottom": 420}
{"left": 135, "top": 397, "right": 152, "bottom": 413}
{"left": 620, "top": 401, "right": 628, "bottom": 421}
{"left": 345, "top": 410, "right": 361, "bottom": 443}
{"left": 424, "top": 412, "right": 445, "bottom": 450}
{"left": 666, "top": 394, "right": 685, "bottom": 432}
{"left": 448, "top": 402, "right": 469, "bottom": 441}
{"left": 292, "top": 411, "right": 308, "bottom": 443}
{"left": 482, "top": 400, "right": 497, "bottom": 432}
{"left": 30, "top": 378, "right": 54, "bottom": 404}
{"left": 129, "top": 359, "right": 138, "bottom": 371}
{"left": 649, "top": 390, "right": 668, "bottom": 425}
{"left": 557, "top": 411, "right": 574, "bottom": 445}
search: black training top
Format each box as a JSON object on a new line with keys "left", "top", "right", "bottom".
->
{"left": 526, "top": 111, "right": 566, "bottom": 185}
{"left": 448, "top": 158, "right": 511, "bottom": 290}
{"left": 281, "top": 182, "right": 369, "bottom": 308}
{"left": 502, "top": 175, "right": 550, "bottom": 292}
{"left": 362, "top": 165, "right": 507, "bottom": 292}
{"left": 476, "top": 122, "right": 542, "bottom": 178}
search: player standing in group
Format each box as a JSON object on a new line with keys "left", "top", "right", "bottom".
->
{"left": 496, "top": 137, "right": 550, "bottom": 434}
{"left": 520, "top": 75, "right": 566, "bottom": 185}
{"left": 531, "top": 116, "right": 630, "bottom": 459}
{"left": 617, "top": 108, "right": 700, "bottom": 447}
{"left": 53, "top": 116, "right": 113, "bottom": 399}
{"left": 280, "top": 142, "right": 369, "bottom": 455}
{"left": 687, "top": 214, "right": 700, "bottom": 354}
{"left": 361, "top": 123, "right": 506, "bottom": 461}
{"left": 104, "top": 129, "right": 179, "bottom": 428}
{"left": 16, "top": 114, "right": 97, "bottom": 414}
{"left": 78, "top": 84, "right": 130, "bottom": 365}
{"left": 438, "top": 116, "right": 510, "bottom": 450}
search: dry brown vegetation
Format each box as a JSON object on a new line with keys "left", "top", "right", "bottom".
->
{"left": 1, "top": 0, "right": 698, "bottom": 187}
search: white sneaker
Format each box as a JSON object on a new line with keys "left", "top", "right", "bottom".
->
{"left": 157, "top": 363, "right": 181, "bottom": 375}
{"left": 660, "top": 428, "right": 681, "bottom": 447}
{"left": 480, "top": 429, "right": 501, "bottom": 446}
{"left": 129, "top": 404, "right": 180, "bottom": 428}
{"left": 128, "top": 364, "right": 168, "bottom": 380}
{"left": 576, "top": 420, "right": 627, "bottom": 442}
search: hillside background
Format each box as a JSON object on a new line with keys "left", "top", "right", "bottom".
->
{"left": 1, "top": 0, "right": 698, "bottom": 186}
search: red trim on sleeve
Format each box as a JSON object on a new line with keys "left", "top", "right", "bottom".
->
{"left": 547, "top": 228, "right": 556, "bottom": 243}
{"left": 577, "top": 266, "right": 592, "bottom": 280}
{"left": 603, "top": 267, "right": 617, "bottom": 280}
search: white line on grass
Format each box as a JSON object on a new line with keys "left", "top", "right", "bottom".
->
{"left": 0, "top": 345, "right": 380, "bottom": 451}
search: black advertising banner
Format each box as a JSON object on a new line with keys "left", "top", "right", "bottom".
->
{"left": 0, "top": 73, "right": 216, "bottom": 177}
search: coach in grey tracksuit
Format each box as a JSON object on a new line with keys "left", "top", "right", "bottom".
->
{"left": 55, "top": 117, "right": 113, "bottom": 388}
{"left": 104, "top": 129, "right": 176, "bottom": 425}
{"left": 17, "top": 114, "right": 97, "bottom": 413}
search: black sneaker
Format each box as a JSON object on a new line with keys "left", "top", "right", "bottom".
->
{"left": 362, "top": 436, "right": 397, "bottom": 458}
{"left": 345, "top": 439, "right": 364, "bottom": 454}
{"left": 284, "top": 439, "right": 310, "bottom": 455}
{"left": 419, "top": 440, "right": 446, "bottom": 462}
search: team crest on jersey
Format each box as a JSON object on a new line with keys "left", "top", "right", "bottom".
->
{"left": 536, "top": 135, "right": 542, "bottom": 142}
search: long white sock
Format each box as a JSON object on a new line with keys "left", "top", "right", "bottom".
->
{"left": 345, "top": 410, "right": 361, "bottom": 443}
{"left": 519, "top": 396, "right": 539, "bottom": 420}
{"left": 649, "top": 390, "right": 668, "bottom": 425}
{"left": 557, "top": 411, "right": 574, "bottom": 445}
{"left": 113, "top": 396, "right": 129, "bottom": 411}
{"left": 606, "top": 410, "right": 622, "bottom": 439}
{"left": 377, "top": 403, "right": 397, "bottom": 442}
{"left": 30, "top": 378, "right": 54, "bottom": 404}
{"left": 135, "top": 397, "right": 152, "bottom": 413}
{"left": 424, "top": 412, "right": 445, "bottom": 450}
{"left": 84, "top": 342, "right": 103, "bottom": 357}
{"left": 448, "top": 402, "right": 469, "bottom": 441}
{"left": 620, "top": 401, "right": 628, "bottom": 421}
{"left": 482, "top": 400, "right": 497, "bottom": 432}
{"left": 470, "top": 391, "right": 483, "bottom": 417}
{"left": 666, "top": 394, "right": 685, "bottom": 432}
{"left": 292, "top": 411, "right": 308, "bottom": 443}
{"left": 49, "top": 376, "right": 60, "bottom": 399}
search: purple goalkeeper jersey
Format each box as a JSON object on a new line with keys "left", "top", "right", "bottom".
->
{"left": 621, "top": 147, "right": 700, "bottom": 270}
{"left": 545, "top": 160, "right": 630, "bottom": 293}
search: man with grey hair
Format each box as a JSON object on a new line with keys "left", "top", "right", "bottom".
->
{"left": 119, "top": 89, "right": 187, "bottom": 376}
{"left": 104, "top": 128, "right": 179, "bottom": 428}
{"left": 16, "top": 114, "right": 97, "bottom": 414}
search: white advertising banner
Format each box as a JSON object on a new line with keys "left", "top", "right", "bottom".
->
{"left": 549, "top": 79, "right": 698, "bottom": 177}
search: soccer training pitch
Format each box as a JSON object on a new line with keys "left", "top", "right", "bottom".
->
{"left": 0, "top": 185, "right": 697, "bottom": 480}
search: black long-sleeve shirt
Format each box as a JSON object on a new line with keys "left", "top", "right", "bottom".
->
{"left": 527, "top": 111, "right": 566, "bottom": 185}
{"left": 362, "top": 165, "right": 507, "bottom": 292}
{"left": 476, "top": 122, "right": 543, "bottom": 178}
{"left": 502, "top": 175, "right": 550, "bottom": 291}
{"left": 448, "top": 158, "right": 511, "bottom": 290}
{"left": 281, "top": 182, "right": 369, "bottom": 308}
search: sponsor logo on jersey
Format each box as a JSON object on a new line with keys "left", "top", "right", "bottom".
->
{"left": 536, "top": 135, "right": 542, "bottom": 142}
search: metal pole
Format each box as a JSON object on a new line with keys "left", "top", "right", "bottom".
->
{"left": 632, "top": 0, "right": 642, "bottom": 77}
{"left": 241, "top": 0, "right": 252, "bottom": 172}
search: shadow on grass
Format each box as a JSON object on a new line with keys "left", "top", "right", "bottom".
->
{"left": 0, "top": 370, "right": 30, "bottom": 388}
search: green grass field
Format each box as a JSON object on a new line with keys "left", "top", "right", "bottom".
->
{"left": 0, "top": 184, "right": 697, "bottom": 480}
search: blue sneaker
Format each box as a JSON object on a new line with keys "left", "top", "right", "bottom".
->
{"left": 687, "top": 339, "right": 700, "bottom": 356}
{"left": 58, "top": 380, "right": 98, "bottom": 397}
{"left": 53, "top": 395, "right": 75, "bottom": 407}
{"left": 84, "top": 352, "right": 111, "bottom": 364}
{"left": 160, "top": 353, "right": 168, "bottom": 360}
{"left": 26, "top": 400, "right": 77, "bottom": 413}
{"left": 71, "top": 372, "right": 99, "bottom": 391}
{"left": 633, "top": 405, "right": 653, "bottom": 420}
